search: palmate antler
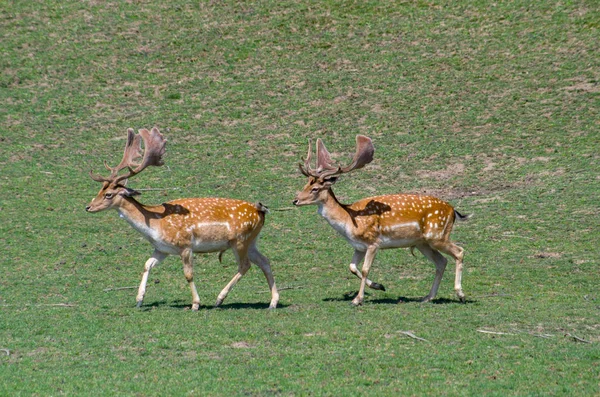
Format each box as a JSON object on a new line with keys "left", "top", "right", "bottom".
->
{"left": 90, "top": 127, "right": 167, "bottom": 184}
{"left": 299, "top": 135, "right": 375, "bottom": 180}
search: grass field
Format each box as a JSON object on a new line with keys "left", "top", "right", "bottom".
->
{"left": 1, "top": 0, "right": 599, "bottom": 395}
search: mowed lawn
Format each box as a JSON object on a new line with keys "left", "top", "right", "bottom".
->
{"left": 1, "top": 1, "right": 598, "bottom": 395}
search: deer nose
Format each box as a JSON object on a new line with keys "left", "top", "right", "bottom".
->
{"left": 292, "top": 199, "right": 299, "bottom": 206}
{"left": 85, "top": 206, "right": 91, "bottom": 212}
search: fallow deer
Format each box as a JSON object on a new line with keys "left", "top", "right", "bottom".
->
{"left": 86, "top": 127, "right": 279, "bottom": 310}
{"left": 293, "top": 135, "right": 469, "bottom": 306}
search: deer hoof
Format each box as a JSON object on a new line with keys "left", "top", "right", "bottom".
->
{"left": 136, "top": 301, "right": 143, "bottom": 308}
{"left": 215, "top": 298, "right": 223, "bottom": 307}
{"left": 370, "top": 282, "right": 386, "bottom": 291}
{"left": 191, "top": 303, "right": 200, "bottom": 311}
{"left": 420, "top": 296, "right": 434, "bottom": 303}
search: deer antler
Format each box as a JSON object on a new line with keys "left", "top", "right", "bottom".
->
{"left": 299, "top": 135, "right": 374, "bottom": 180}
{"left": 299, "top": 139, "right": 315, "bottom": 177}
{"left": 90, "top": 127, "right": 167, "bottom": 184}
{"left": 340, "top": 135, "right": 374, "bottom": 173}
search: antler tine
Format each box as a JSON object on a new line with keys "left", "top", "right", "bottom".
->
{"left": 298, "top": 136, "right": 373, "bottom": 180}
{"left": 108, "top": 128, "right": 143, "bottom": 178}
{"left": 339, "top": 135, "right": 374, "bottom": 173}
{"left": 89, "top": 170, "right": 110, "bottom": 183}
{"left": 134, "top": 127, "right": 166, "bottom": 172}
{"left": 89, "top": 127, "right": 166, "bottom": 185}
{"left": 299, "top": 139, "right": 317, "bottom": 177}
{"left": 111, "top": 127, "right": 166, "bottom": 184}
{"left": 316, "top": 139, "right": 338, "bottom": 172}
{"left": 89, "top": 128, "right": 140, "bottom": 184}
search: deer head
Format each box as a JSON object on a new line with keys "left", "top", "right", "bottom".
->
{"left": 293, "top": 135, "right": 374, "bottom": 206}
{"left": 86, "top": 127, "right": 166, "bottom": 213}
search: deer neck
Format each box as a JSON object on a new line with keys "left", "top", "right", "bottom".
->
{"left": 318, "top": 189, "right": 352, "bottom": 228}
{"left": 116, "top": 197, "right": 164, "bottom": 236}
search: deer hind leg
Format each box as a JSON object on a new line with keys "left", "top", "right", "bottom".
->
{"left": 429, "top": 240, "right": 465, "bottom": 302}
{"left": 416, "top": 244, "right": 448, "bottom": 302}
{"left": 248, "top": 242, "right": 279, "bottom": 309}
{"left": 349, "top": 249, "right": 386, "bottom": 291}
{"left": 352, "top": 246, "right": 378, "bottom": 306}
{"left": 136, "top": 250, "right": 167, "bottom": 308}
{"left": 181, "top": 248, "right": 201, "bottom": 311}
{"left": 215, "top": 243, "right": 251, "bottom": 307}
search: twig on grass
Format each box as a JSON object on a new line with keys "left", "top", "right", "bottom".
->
{"left": 103, "top": 286, "right": 137, "bottom": 292}
{"left": 533, "top": 333, "right": 555, "bottom": 339}
{"left": 136, "top": 187, "right": 181, "bottom": 192}
{"left": 278, "top": 286, "right": 305, "bottom": 291}
{"left": 271, "top": 207, "right": 296, "bottom": 212}
{"left": 500, "top": 233, "right": 534, "bottom": 240}
{"left": 477, "top": 329, "right": 591, "bottom": 342}
{"left": 399, "top": 331, "right": 428, "bottom": 342}
{"left": 1, "top": 349, "right": 9, "bottom": 356}
{"left": 0, "top": 303, "right": 76, "bottom": 308}
{"left": 566, "top": 333, "right": 591, "bottom": 344}
{"left": 257, "top": 286, "right": 305, "bottom": 293}
{"left": 482, "top": 292, "right": 513, "bottom": 298}
{"left": 477, "top": 329, "right": 516, "bottom": 336}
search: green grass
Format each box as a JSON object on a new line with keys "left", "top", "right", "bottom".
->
{"left": 1, "top": 0, "right": 599, "bottom": 395}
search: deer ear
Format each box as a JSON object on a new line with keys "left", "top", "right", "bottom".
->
{"left": 120, "top": 187, "right": 141, "bottom": 197}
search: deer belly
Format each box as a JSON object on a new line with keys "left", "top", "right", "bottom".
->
{"left": 189, "top": 222, "right": 231, "bottom": 253}
{"left": 379, "top": 236, "right": 420, "bottom": 249}
{"left": 379, "top": 222, "right": 423, "bottom": 249}
{"left": 149, "top": 236, "right": 228, "bottom": 254}
{"left": 190, "top": 239, "right": 229, "bottom": 253}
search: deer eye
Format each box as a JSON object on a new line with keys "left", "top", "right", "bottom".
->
{"left": 311, "top": 187, "right": 320, "bottom": 193}
{"left": 104, "top": 193, "right": 114, "bottom": 199}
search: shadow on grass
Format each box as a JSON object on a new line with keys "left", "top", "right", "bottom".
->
{"left": 323, "top": 291, "right": 476, "bottom": 305}
{"left": 137, "top": 300, "right": 289, "bottom": 311}
{"left": 215, "top": 301, "right": 290, "bottom": 310}
{"left": 397, "top": 296, "right": 477, "bottom": 305}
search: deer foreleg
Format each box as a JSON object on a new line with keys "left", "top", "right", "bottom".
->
{"left": 349, "top": 250, "right": 385, "bottom": 291}
{"left": 136, "top": 250, "right": 167, "bottom": 308}
{"left": 352, "top": 246, "right": 378, "bottom": 306}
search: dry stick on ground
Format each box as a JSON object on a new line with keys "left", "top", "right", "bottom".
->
{"left": 482, "top": 293, "right": 513, "bottom": 298}
{"left": 136, "top": 187, "right": 181, "bottom": 192}
{"left": 0, "top": 303, "right": 76, "bottom": 307}
{"left": 258, "top": 286, "right": 305, "bottom": 293}
{"left": 477, "top": 329, "right": 516, "bottom": 336}
{"left": 399, "top": 331, "right": 429, "bottom": 342}
{"left": 103, "top": 286, "right": 138, "bottom": 292}
{"left": 500, "top": 233, "right": 535, "bottom": 240}
{"left": 566, "top": 333, "right": 592, "bottom": 343}
{"left": 274, "top": 285, "right": 304, "bottom": 291}
{"left": 533, "top": 333, "right": 555, "bottom": 339}
{"left": 478, "top": 329, "right": 592, "bottom": 343}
